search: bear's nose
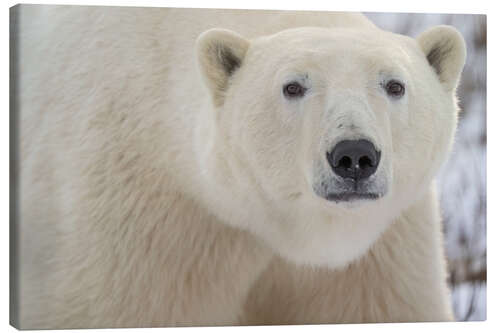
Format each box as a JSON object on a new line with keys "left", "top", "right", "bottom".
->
{"left": 326, "top": 139, "right": 381, "bottom": 181}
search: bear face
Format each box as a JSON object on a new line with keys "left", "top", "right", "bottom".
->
{"left": 196, "top": 25, "right": 465, "bottom": 267}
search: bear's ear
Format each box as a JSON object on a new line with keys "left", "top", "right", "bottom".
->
{"left": 196, "top": 29, "right": 250, "bottom": 107}
{"left": 417, "top": 25, "right": 466, "bottom": 92}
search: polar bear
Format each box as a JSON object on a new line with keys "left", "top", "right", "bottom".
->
{"left": 13, "top": 5, "right": 466, "bottom": 329}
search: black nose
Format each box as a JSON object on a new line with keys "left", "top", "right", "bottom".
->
{"left": 326, "top": 139, "right": 381, "bottom": 181}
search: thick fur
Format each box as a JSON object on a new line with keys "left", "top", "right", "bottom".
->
{"left": 244, "top": 185, "right": 453, "bottom": 324}
{"left": 15, "top": 5, "right": 465, "bottom": 329}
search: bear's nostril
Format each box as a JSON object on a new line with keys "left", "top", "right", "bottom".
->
{"left": 338, "top": 156, "right": 352, "bottom": 169}
{"left": 358, "top": 156, "right": 373, "bottom": 169}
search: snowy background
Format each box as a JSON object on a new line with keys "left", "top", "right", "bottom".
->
{"left": 364, "top": 12, "right": 487, "bottom": 321}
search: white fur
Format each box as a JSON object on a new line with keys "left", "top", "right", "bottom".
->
{"left": 14, "top": 5, "right": 465, "bottom": 328}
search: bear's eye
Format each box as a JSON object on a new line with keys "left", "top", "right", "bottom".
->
{"left": 283, "top": 82, "right": 306, "bottom": 99}
{"left": 385, "top": 80, "right": 405, "bottom": 98}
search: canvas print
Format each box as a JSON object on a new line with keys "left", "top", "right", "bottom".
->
{"left": 9, "top": 5, "right": 486, "bottom": 329}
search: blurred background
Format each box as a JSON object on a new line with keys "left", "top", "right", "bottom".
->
{"left": 364, "top": 12, "right": 487, "bottom": 321}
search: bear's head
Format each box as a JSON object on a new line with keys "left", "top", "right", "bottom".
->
{"left": 195, "top": 24, "right": 466, "bottom": 267}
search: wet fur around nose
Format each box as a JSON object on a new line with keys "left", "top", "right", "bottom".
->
{"left": 312, "top": 94, "right": 388, "bottom": 203}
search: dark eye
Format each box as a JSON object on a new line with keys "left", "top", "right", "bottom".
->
{"left": 283, "top": 82, "right": 306, "bottom": 98}
{"left": 385, "top": 80, "right": 405, "bottom": 98}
